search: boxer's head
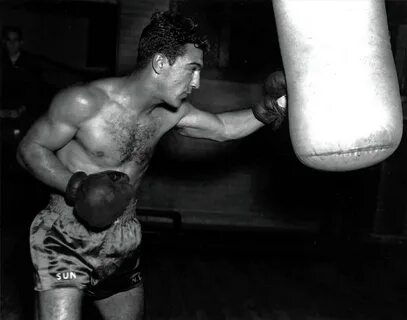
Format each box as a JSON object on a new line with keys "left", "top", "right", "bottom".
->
{"left": 136, "top": 11, "right": 210, "bottom": 107}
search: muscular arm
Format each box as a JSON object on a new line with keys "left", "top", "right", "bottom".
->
{"left": 176, "top": 71, "right": 287, "bottom": 141}
{"left": 176, "top": 102, "right": 264, "bottom": 142}
{"left": 17, "top": 86, "right": 98, "bottom": 192}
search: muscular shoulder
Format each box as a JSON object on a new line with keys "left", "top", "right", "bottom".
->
{"left": 92, "top": 77, "right": 123, "bottom": 94}
{"left": 48, "top": 83, "right": 108, "bottom": 125}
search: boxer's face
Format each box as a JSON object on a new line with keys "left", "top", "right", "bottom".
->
{"left": 162, "top": 44, "right": 203, "bottom": 108}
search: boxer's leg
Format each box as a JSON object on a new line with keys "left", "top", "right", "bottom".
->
{"left": 37, "top": 288, "right": 83, "bottom": 320}
{"left": 93, "top": 285, "right": 144, "bottom": 320}
{"left": 30, "top": 196, "right": 93, "bottom": 320}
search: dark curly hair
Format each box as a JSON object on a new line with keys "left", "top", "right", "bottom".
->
{"left": 136, "top": 11, "right": 209, "bottom": 70}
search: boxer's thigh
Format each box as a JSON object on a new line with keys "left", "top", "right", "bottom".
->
{"left": 37, "top": 288, "right": 83, "bottom": 320}
{"left": 93, "top": 284, "right": 144, "bottom": 320}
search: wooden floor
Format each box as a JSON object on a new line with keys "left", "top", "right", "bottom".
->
{"left": 2, "top": 226, "right": 407, "bottom": 320}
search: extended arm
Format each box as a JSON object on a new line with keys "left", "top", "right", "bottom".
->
{"left": 176, "top": 104, "right": 264, "bottom": 141}
{"left": 17, "top": 87, "right": 98, "bottom": 192}
{"left": 176, "top": 71, "right": 287, "bottom": 141}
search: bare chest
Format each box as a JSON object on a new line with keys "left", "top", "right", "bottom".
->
{"left": 77, "top": 111, "right": 162, "bottom": 167}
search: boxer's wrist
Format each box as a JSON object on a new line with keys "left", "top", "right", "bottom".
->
{"left": 65, "top": 171, "right": 88, "bottom": 206}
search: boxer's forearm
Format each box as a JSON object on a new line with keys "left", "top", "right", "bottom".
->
{"left": 217, "top": 108, "right": 264, "bottom": 140}
{"left": 17, "top": 143, "right": 72, "bottom": 192}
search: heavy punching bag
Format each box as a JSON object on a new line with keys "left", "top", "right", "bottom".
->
{"left": 273, "top": 0, "right": 403, "bottom": 171}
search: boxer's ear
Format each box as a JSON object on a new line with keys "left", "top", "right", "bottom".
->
{"left": 152, "top": 53, "right": 168, "bottom": 74}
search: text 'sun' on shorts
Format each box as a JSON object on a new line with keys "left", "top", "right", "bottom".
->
{"left": 30, "top": 194, "right": 143, "bottom": 299}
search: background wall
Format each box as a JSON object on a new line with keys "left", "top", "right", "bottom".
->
{"left": 0, "top": 1, "right": 118, "bottom": 90}
{"left": 0, "top": 0, "right": 405, "bottom": 234}
{"left": 0, "top": 6, "right": 89, "bottom": 68}
{"left": 116, "top": 0, "right": 170, "bottom": 74}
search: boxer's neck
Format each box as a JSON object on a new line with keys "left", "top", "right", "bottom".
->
{"left": 120, "top": 71, "right": 162, "bottom": 114}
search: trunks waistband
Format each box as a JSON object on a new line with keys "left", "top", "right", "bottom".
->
{"left": 47, "top": 194, "right": 138, "bottom": 223}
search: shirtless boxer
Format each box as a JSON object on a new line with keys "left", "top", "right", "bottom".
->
{"left": 17, "top": 11, "right": 287, "bottom": 320}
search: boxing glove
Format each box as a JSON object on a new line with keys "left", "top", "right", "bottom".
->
{"left": 252, "top": 70, "right": 287, "bottom": 130}
{"left": 65, "top": 170, "right": 134, "bottom": 230}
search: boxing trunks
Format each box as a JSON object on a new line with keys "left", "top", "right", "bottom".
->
{"left": 30, "top": 194, "right": 142, "bottom": 299}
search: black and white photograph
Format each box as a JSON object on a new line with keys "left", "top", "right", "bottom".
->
{"left": 1, "top": 0, "right": 407, "bottom": 319}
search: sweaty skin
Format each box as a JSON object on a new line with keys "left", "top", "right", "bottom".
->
{"left": 17, "top": 43, "right": 278, "bottom": 320}
{"left": 19, "top": 78, "right": 186, "bottom": 193}
{"left": 53, "top": 79, "right": 180, "bottom": 191}
{"left": 18, "top": 44, "right": 264, "bottom": 195}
